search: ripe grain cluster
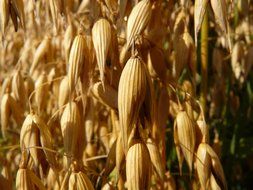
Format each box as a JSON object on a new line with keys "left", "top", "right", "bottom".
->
{"left": 0, "top": 0, "right": 252, "bottom": 189}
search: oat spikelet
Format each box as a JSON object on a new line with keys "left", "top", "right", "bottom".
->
{"left": 194, "top": 0, "right": 208, "bottom": 45}
{"left": 210, "top": 0, "right": 231, "bottom": 50}
{"left": 32, "top": 114, "right": 59, "bottom": 171}
{"left": 91, "top": 81, "right": 118, "bottom": 109}
{"left": 206, "top": 144, "right": 227, "bottom": 190}
{"left": 231, "top": 41, "right": 245, "bottom": 82}
{"left": 60, "top": 101, "right": 81, "bottom": 164}
{"left": 30, "top": 37, "right": 50, "bottom": 75}
{"left": 1, "top": 94, "right": 11, "bottom": 139}
{"left": 16, "top": 168, "right": 35, "bottom": 190}
{"left": 35, "top": 73, "right": 48, "bottom": 113}
{"left": 174, "top": 110, "right": 196, "bottom": 172}
{"left": 76, "top": 171, "right": 95, "bottom": 190}
{"left": 16, "top": 166, "right": 46, "bottom": 190}
{"left": 11, "top": 69, "right": 25, "bottom": 109}
{"left": 58, "top": 76, "right": 70, "bottom": 109}
{"left": 146, "top": 138, "right": 165, "bottom": 181}
{"left": 68, "top": 34, "right": 86, "bottom": 95}
{"left": 196, "top": 143, "right": 211, "bottom": 190}
{"left": 126, "top": 141, "right": 151, "bottom": 190}
{"left": 49, "top": 0, "right": 59, "bottom": 31}
{"left": 0, "top": 0, "right": 9, "bottom": 35}
{"left": 63, "top": 22, "right": 76, "bottom": 67}
{"left": 20, "top": 114, "right": 40, "bottom": 168}
{"left": 118, "top": 56, "right": 147, "bottom": 151}
{"left": 173, "top": 121, "right": 184, "bottom": 175}
{"left": 92, "top": 18, "right": 112, "bottom": 87}
{"left": 69, "top": 171, "right": 94, "bottom": 190}
{"left": 126, "top": 0, "right": 152, "bottom": 50}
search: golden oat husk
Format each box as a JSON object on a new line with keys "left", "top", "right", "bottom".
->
{"left": 196, "top": 143, "right": 211, "bottom": 190}
{"left": 147, "top": 47, "right": 167, "bottom": 83}
{"left": 58, "top": 76, "right": 70, "bottom": 109}
{"left": 173, "top": 121, "right": 184, "bottom": 175}
{"left": 174, "top": 28, "right": 195, "bottom": 79}
{"left": 194, "top": 0, "right": 208, "bottom": 45}
{"left": 68, "top": 34, "right": 87, "bottom": 95}
{"left": 174, "top": 9, "right": 188, "bottom": 37}
{"left": 0, "top": 0, "right": 9, "bottom": 35}
{"left": 68, "top": 171, "right": 77, "bottom": 190}
{"left": 9, "top": 93, "right": 24, "bottom": 125}
{"left": 212, "top": 130, "right": 221, "bottom": 158}
{"left": 11, "top": 69, "right": 26, "bottom": 109}
{"left": 35, "top": 72, "right": 49, "bottom": 113}
{"left": 84, "top": 98, "right": 95, "bottom": 143}
{"left": 20, "top": 114, "right": 41, "bottom": 168}
{"left": 76, "top": 171, "right": 95, "bottom": 190}
{"left": 110, "top": 109, "right": 120, "bottom": 145}
{"left": 47, "top": 167, "right": 60, "bottom": 190}
{"left": 60, "top": 101, "right": 81, "bottom": 164}
{"left": 1, "top": 93, "right": 11, "bottom": 139}
{"left": 196, "top": 115, "right": 209, "bottom": 145}
{"left": 30, "top": 37, "right": 51, "bottom": 75}
{"left": 84, "top": 143, "right": 98, "bottom": 169}
{"left": 153, "top": 86, "right": 169, "bottom": 140}
{"left": 77, "top": 0, "right": 90, "bottom": 13}
{"left": 16, "top": 168, "right": 35, "bottom": 190}
{"left": 49, "top": 0, "right": 59, "bottom": 32}
{"left": 119, "top": 43, "right": 131, "bottom": 67}
{"left": 126, "top": 0, "right": 152, "bottom": 50}
{"left": 231, "top": 41, "right": 245, "bottom": 82}
{"left": 92, "top": 18, "right": 112, "bottom": 87}
{"left": 16, "top": 165, "right": 46, "bottom": 190}
{"left": 126, "top": 140, "right": 151, "bottom": 190}
{"left": 63, "top": 21, "right": 76, "bottom": 66}
{"left": 175, "top": 110, "right": 196, "bottom": 172}
{"left": 24, "top": 75, "right": 34, "bottom": 99}
{"left": 85, "top": 142, "right": 97, "bottom": 159}
{"left": 206, "top": 144, "right": 227, "bottom": 190}
{"left": 209, "top": 173, "right": 221, "bottom": 190}
{"left": 146, "top": 138, "right": 165, "bottom": 181}
{"left": 32, "top": 113, "right": 59, "bottom": 171}
{"left": 91, "top": 81, "right": 118, "bottom": 110}
{"left": 27, "top": 169, "right": 47, "bottom": 190}
{"left": 60, "top": 170, "right": 71, "bottom": 190}
{"left": 169, "top": 99, "right": 180, "bottom": 118}
{"left": 99, "top": 122, "right": 110, "bottom": 152}
{"left": 118, "top": 56, "right": 147, "bottom": 151}
{"left": 69, "top": 171, "right": 95, "bottom": 190}
{"left": 210, "top": 0, "right": 231, "bottom": 51}
{"left": 1, "top": 76, "right": 12, "bottom": 98}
